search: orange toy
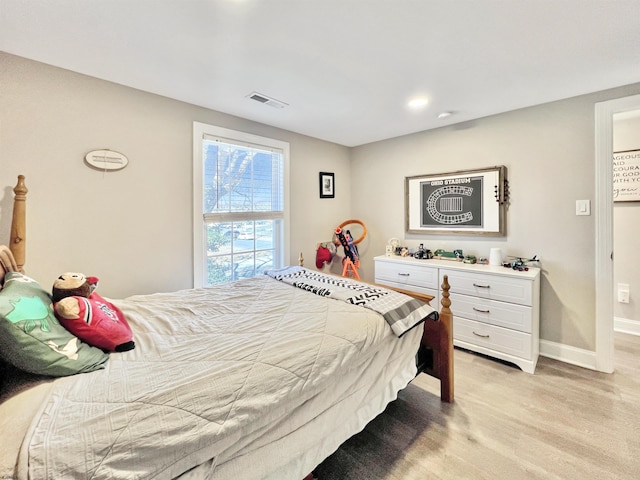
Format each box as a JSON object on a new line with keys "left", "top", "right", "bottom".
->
{"left": 334, "top": 219, "right": 367, "bottom": 279}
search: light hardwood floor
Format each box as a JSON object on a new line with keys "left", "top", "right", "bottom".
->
{"left": 314, "top": 333, "right": 640, "bottom": 480}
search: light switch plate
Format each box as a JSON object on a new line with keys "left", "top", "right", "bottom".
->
{"left": 618, "top": 283, "right": 630, "bottom": 303}
{"left": 576, "top": 199, "right": 591, "bottom": 216}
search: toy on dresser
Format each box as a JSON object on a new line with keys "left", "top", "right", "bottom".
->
{"left": 52, "top": 273, "right": 135, "bottom": 352}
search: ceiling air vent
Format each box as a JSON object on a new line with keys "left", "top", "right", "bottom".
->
{"left": 247, "top": 92, "right": 288, "bottom": 109}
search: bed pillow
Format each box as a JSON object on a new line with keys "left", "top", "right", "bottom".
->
{"left": 54, "top": 292, "right": 135, "bottom": 352}
{"left": 0, "top": 272, "right": 109, "bottom": 376}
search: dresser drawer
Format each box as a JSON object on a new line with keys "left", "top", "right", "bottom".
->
{"left": 454, "top": 316, "right": 532, "bottom": 360}
{"left": 375, "top": 260, "right": 439, "bottom": 290}
{"left": 449, "top": 293, "right": 532, "bottom": 333}
{"left": 440, "top": 269, "right": 532, "bottom": 306}
{"left": 375, "top": 278, "right": 438, "bottom": 299}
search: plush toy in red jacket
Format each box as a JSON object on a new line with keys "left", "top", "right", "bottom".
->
{"left": 53, "top": 273, "right": 135, "bottom": 352}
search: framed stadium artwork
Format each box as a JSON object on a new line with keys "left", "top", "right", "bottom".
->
{"left": 405, "top": 166, "right": 508, "bottom": 236}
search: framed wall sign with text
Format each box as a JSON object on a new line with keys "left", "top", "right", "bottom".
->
{"left": 613, "top": 149, "right": 640, "bottom": 202}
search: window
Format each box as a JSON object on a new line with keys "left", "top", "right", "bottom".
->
{"left": 193, "top": 122, "right": 290, "bottom": 287}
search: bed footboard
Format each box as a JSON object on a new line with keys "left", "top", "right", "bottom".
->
{"left": 368, "top": 276, "right": 454, "bottom": 402}
{"left": 417, "top": 274, "right": 453, "bottom": 402}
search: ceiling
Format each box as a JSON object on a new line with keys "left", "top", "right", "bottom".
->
{"left": 1, "top": 0, "right": 640, "bottom": 147}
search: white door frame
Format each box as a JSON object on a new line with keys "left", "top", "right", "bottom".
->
{"left": 595, "top": 93, "right": 640, "bottom": 373}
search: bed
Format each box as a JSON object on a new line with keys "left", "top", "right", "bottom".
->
{"left": 0, "top": 175, "right": 453, "bottom": 480}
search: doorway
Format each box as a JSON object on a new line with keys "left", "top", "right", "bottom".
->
{"left": 595, "top": 93, "right": 640, "bottom": 373}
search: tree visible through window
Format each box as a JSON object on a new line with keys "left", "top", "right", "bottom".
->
{"left": 193, "top": 123, "right": 289, "bottom": 286}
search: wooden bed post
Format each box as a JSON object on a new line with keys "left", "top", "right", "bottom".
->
{"left": 438, "top": 274, "right": 454, "bottom": 402}
{"left": 10, "top": 175, "right": 27, "bottom": 272}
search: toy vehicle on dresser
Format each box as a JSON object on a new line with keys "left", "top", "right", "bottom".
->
{"left": 503, "top": 255, "right": 539, "bottom": 271}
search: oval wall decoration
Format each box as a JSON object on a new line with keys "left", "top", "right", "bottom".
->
{"left": 84, "top": 150, "right": 129, "bottom": 171}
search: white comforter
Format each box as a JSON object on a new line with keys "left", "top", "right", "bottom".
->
{"left": 20, "top": 275, "right": 425, "bottom": 479}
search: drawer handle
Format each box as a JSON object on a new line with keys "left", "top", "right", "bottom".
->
{"left": 472, "top": 331, "right": 490, "bottom": 338}
{"left": 473, "top": 307, "right": 490, "bottom": 313}
{"left": 398, "top": 273, "right": 410, "bottom": 277}
{"left": 473, "top": 283, "right": 490, "bottom": 288}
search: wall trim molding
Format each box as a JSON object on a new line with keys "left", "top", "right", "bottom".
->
{"left": 614, "top": 316, "right": 640, "bottom": 336}
{"left": 539, "top": 340, "right": 597, "bottom": 371}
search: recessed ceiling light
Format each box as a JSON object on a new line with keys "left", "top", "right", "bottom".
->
{"left": 408, "top": 97, "right": 429, "bottom": 109}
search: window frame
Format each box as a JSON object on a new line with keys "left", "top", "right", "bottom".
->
{"left": 193, "top": 122, "right": 290, "bottom": 287}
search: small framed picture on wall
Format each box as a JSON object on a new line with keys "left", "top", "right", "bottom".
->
{"left": 319, "top": 172, "right": 335, "bottom": 198}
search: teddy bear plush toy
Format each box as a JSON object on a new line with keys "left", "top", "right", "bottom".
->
{"left": 52, "top": 273, "right": 135, "bottom": 352}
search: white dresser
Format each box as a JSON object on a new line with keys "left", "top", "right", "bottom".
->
{"left": 374, "top": 255, "right": 541, "bottom": 373}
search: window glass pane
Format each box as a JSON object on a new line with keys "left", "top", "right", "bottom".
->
{"left": 207, "top": 222, "right": 234, "bottom": 255}
{"left": 205, "top": 220, "right": 279, "bottom": 285}
{"left": 233, "top": 221, "right": 254, "bottom": 253}
{"left": 255, "top": 250, "right": 275, "bottom": 275}
{"left": 232, "top": 252, "right": 255, "bottom": 281}
{"left": 207, "top": 255, "right": 233, "bottom": 286}
{"left": 255, "top": 220, "right": 274, "bottom": 250}
{"left": 238, "top": 222, "right": 254, "bottom": 241}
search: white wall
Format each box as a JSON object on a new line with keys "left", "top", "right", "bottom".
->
{"left": 613, "top": 112, "right": 640, "bottom": 332}
{"left": 4, "top": 51, "right": 640, "bottom": 354}
{"left": 350, "top": 84, "right": 640, "bottom": 351}
{"left": 0, "top": 52, "right": 351, "bottom": 298}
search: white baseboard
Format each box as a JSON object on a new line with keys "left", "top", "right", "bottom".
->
{"left": 539, "top": 340, "right": 597, "bottom": 371}
{"left": 614, "top": 317, "right": 640, "bottom": 336}
{"left": 540, "top": 321, "right": 639, "bottom": 372}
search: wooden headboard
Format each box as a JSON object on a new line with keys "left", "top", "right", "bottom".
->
{"left": 0, "top": 176, "right": 27, "bottom": 280}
